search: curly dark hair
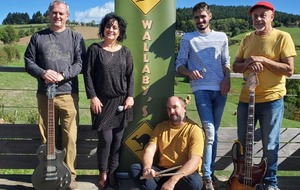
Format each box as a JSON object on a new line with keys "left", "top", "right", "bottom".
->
{"left": 98, "top": 12, "right": 127, "bottom": 42}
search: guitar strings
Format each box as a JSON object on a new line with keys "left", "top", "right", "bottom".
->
{"left": 244, "top": 90, "right": 255, "bottom": 186}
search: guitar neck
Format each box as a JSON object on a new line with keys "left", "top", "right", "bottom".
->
{"left": 244, "top": 90, "right": 255, "bottom": 172}
{"left": 47, "top": 98, "right": 55, "bottom": 158}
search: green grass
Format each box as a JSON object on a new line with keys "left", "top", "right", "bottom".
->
{"left": 1, "top": 79, "right": 298, "bottom": 128}
{"left": 0, "top": 169, "right": 98, "bottom": 175}
{"left": 1, "top": 169, "right": 298, "bottom": 177}
{"left": 1, "top": 27, "right": 300, "bottom": 126}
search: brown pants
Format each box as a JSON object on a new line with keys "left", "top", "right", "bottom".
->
{"left": 37, "top": 93, "right": 79, "bottom": 178}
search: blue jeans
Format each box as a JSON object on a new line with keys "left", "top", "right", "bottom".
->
{"left": 194, "top": 90, "right": 227, "bottom": 179}
{"left": 129, "top": 163, "right": 203, "bottom": 190}
{"left": 237, "top": 98, "right": 284, "bottom": 189}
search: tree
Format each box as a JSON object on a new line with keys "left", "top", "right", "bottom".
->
{"left": 18, "top": 29, "right": 26, "bottom": 38}
{"left": 175, "top": 6, "right": 300, "bottom": 35}
{"left": 0, "top": 26, "right": 19, "bottom": 44}
{"left": 211, "top": 18, "right": 249, "bottom": 36}
{"left": 30, "top": 11, "right": 46, "bottom": 24}
{"left": 0, "top": 45, "right": 20, "bottom": 65}
{"left": 2, "top": 12, "right": 30, "bottom": 25}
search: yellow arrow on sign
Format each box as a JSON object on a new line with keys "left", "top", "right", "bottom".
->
{"left": 131, "top": 0, "right": 161, "bottom": 15}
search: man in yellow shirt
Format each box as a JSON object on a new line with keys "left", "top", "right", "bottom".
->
{"left": 233, "top": 1, "right": 297, "bottom": 190}
{"left": 129, "top": 96, "right": 205, "bottom": 190}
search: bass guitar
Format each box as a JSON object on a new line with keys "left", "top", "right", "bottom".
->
{"left": 227, "top": 73, "right": 267, "bottom": 190}
{"left": 32, "top": 84, "right": 71, "bottom": 190}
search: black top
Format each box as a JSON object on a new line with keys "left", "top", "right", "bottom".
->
{"left": 84, "top": 43, "right": 134, "bottom": 99}
{"left": 83, "top": 43, "right": 134, "bottom": 131}
{"left": 24, "top": 28, "right": 86, "bottom": 94}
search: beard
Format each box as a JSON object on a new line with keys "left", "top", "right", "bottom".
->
{"left": 170, "top": 114, "right": 182, "bottom": 123}
{"left": 253, "top": 23, "right": 266, "bottom": 32}
{"left": 196, "top": 23, "right": 209, "bottom": 31}
{"left": 255, "top": 26, "right": 265, "bottom": 32}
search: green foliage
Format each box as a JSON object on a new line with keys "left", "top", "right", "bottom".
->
{"left": 0, "top": 26, "right": 19, "bottom": 44}
{"left": 31, "top": 11, "right": 47, "bottom": 24}
{"left": 285, "top": 80, "right": 300, "bottom": 107}
{"left": 175, "top": 36, "right": 182, "bottom": 57}
{"left": 2, "top": 12, "right": 47, "bottom": 25}
{"left": 2, "top": 12, "right": 30, "bottom": 25}
{"left": 0, "top": 107, "right": 17, "bottom": 124}
{"left": 211, "top": 18, "right": 249, "bottom": 37}
{"left": 16, "top": 25, "right": 48, "bottom": 39}
{"left": 284, "top": 102, "right": 297, "bottom": 120}
{"left": 176, "top": 6, "right": 300, "bottom": 33}
{"left": 25, "top": 110, "right": 38, "bottom": 124}
{"left": 0, "top": 45, "right": 20, "bottom": 65}
{"left": 18, "top": 29, "right": 26, "bottom": 38}
{"left": 185, "top": 20, "right": 196, "bottom": 32}
{"left": 0, "top": 50, "right": 9, "bottom": 65}
{"left": 2, "top": 45, "right": 20, "bottom": 62}
{"left": 29, "top": 27, "right": 36, "bottom": 35}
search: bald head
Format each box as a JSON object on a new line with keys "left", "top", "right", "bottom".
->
{"left": 167, "top": 96, "right": 185, "bottom": 106}
{"left": 166, "top": 96, "right": 187, "bottom": 125}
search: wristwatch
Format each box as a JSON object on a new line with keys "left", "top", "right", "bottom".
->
{"left": 60, "top": 72, "right": 65, "bottom": 79}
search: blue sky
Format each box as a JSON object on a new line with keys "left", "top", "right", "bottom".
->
{"left": 0, "top": 0, "right": 299, "bottom": 24}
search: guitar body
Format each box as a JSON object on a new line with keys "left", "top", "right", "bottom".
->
{"left": 32, "top": 144, "right": 71, "bottom": 190}
{"left": 227, "top": 141, "right": 267, "bottom": 190}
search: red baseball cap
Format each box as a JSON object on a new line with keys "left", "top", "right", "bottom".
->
{"left": 248, "top": 1, "right": 275, "bottom": 15}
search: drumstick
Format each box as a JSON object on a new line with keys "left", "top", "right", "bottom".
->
{"left": 157, "top": 172, "right": 184, "bottom": 177}
{"left": 157, "top": 165, "right": 182, "bottom": 174}
{"left": 140, "top": 165, "right": 182, "bottom": 180}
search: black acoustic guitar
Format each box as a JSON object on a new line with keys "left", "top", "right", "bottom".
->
{"left": 227, "top": 73, "right": 267, "bottom": 190}
{"left": 32, "top": 84, "right": 71, "bottom": 190}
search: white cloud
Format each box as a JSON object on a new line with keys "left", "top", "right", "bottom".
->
{"left": 74, "top": 2, "right": 114, "bottom": 23}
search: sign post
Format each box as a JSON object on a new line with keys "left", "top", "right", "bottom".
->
{"left": 115, "top": 0, "right": 176, "bottom": 172}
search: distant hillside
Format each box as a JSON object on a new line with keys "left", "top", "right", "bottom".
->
{"left": 8, "top": 5, "right": 300, "bottom": 45}
{"left": 17, "top": 26, "right": 99, "bottom": 45}
{"left": 176, "top": 5, "right": 300, "bottom": 32}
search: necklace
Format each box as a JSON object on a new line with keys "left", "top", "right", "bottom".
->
{"left": 101, "top": 41, "right": 117, "bottom": 51}
{"left": 100, "top": 41, "right": 120, "bottom": 57}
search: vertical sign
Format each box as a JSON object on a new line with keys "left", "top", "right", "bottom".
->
{"left": 115, "top": 0, "right": 175, "bottom": 172}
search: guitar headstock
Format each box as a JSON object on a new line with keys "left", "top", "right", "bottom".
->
{"left": 246, "top": 73, "right": 259, "bottom": 91}
{"left": 46, "top": 84, "right": 57, "bottom": 100}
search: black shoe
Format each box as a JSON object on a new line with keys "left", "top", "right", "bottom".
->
{"left": 108, "top": 171, "right": 119, "bottom": 189}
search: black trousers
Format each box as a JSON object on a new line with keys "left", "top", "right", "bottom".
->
{"left": 97, "top": 127, "right": 125, "bottom": 172}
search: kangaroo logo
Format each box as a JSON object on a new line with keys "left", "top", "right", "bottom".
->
{"left": 132, "top": 134, "right": 150, "bottom": 151}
